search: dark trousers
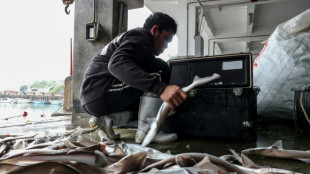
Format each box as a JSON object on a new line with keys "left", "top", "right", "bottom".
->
{"left": 83, "top": 86, "right": 143, "bottom": 119}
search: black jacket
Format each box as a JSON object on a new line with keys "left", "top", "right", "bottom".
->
{"left": 80, "top": 28, "right": 169, "bottom": 106}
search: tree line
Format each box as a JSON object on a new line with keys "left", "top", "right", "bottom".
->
{"left": 19, "top": 80, "right": 64, "bottom": 95}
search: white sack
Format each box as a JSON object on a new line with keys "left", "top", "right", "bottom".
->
{"left": 253, "top": 9, "right": 310, "bottom": 119}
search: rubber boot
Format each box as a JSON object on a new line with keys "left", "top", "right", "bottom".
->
{"left": 89, "top": 111, "right": 132, "bottom": 140}
{"left": 135, "top": 92, "right": 178, "bottom": 144}
{"left": 109, "top": 111, "right": 133, "bottom": 128}
{"left": 89, "top": 116, "right": 120, "bottom": 140}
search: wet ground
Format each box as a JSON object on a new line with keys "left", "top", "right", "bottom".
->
{"left": 1, "top": 116, "right": 310, "bottom": 173}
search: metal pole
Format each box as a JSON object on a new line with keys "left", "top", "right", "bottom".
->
{"left": 118, "top": 2, "right": 126, "bottom": 34}
{"left": 93, "top": 0, "right": 96, "bottom": 23}
{"left": 70, "top": 38, "right": 72, "bottom": 76}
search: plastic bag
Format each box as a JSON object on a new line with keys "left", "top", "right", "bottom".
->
{"left": 253, "top": 9, "right": 310, "bottom": 120}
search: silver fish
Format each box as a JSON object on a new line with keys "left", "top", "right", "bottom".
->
{"left": 0, "top": 163, "right": 24, "bottom": 174}
{"left": 186, "top": 155, "right": 228, "bottom": 173}
{"left": 0, "top": 150, "right": 109, "bottom": 167}
{"left": 12, "top": 139, "right": 26, "bottom": 150}
{"left": 0, "top": 133, "right": 37, "bottom": 144}
{"left": 139, "top": 152, "right": 247, "bottom": 174}
{"left": 119, "top": 142, "right": 173, "bottom": 160}
{"left": 0, "top": 161, "right": 77, "bottom": 174}
{"left": 107, "top": 151, "right": 147, "bottom": 173}
{"left": 76, "top": 135, "right": 98, "bottom": 147}
{"left": 0, "top": 142, "right": 12, "bottom": 157}
{"left": 142, "top": 73, "right": 221, "bottom": 147}
{"left": 141, "top": 167, "right": 192, "bottom": 174}
{"left": 230, "top": 149, "right": 302, "bottom": 174}
{"left": 25, "top": 140, "right": 59, "bottom": 150}
{"left": 64, "top": 161, "right": 106, "bottom": 174}
{"left": 0, "top": 149, "right": 67, "bottom": 160}
{"left": 175, "top": 154, "right": 197, "bottom": 167}
{"left": 241, "top": 140, "right": 310, "bottom": 163}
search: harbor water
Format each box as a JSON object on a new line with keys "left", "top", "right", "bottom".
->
{"left": 0, "top": 102, "right": 70, "bottom": 132}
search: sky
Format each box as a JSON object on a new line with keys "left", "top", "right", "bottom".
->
{"left": 0, "top": 1, "right": 177, "bottom": 91}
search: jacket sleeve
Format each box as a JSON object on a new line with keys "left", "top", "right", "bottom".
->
{"left": 108, "top": 39, "right": 167, "bottom": 96}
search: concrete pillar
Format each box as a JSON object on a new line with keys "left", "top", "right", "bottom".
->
{"left": 72, "top": 0, "right": 127, "bottom": 127}
{"left": 63, "top": 76, "right": 72, "bottom": 111}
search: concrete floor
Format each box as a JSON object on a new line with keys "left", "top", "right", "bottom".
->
{"left": 111, "top": 120, "right": 310, "bottom": 173}
{"left": 1, "top": 116, "right": 310, "bottom": 173}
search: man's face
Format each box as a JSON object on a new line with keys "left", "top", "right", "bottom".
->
{"left": 151, "top": 26, "right": 175, "bottom": 56}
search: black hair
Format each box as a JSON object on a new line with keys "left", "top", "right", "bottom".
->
{"left": 143, "top": 12, "right": 177, "bottom": 34}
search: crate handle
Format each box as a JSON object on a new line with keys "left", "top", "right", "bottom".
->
{"left": 300, "top": 91, "right": 310, "bottom": 125}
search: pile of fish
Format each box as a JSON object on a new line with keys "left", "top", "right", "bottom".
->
{"left": 0, "top": 127, "right": 308, "bottom": 174}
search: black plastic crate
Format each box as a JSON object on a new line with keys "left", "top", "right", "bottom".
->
{"left": 168, "top": 53, "right": 252, "bottom": 88}
{"left": 163, "top": 53, "right": 257, "bottom": 141}
{"left": 162, "top": 87, "right": 259, "bottom": 141}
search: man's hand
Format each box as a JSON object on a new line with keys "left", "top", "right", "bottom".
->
{"left": 160, "top": 85, "right": 188, "bottom": 109}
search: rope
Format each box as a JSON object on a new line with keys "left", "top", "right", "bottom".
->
{"left": 52, "top": 102, "right": 65, "bottom": 113}
{"left": 0, "top": 114, "right": 22, "bottom": 121}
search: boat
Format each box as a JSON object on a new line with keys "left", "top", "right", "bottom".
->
{"left": 33, "top": 100, "right": 45, "bottom": 104}
{"left": 0, "top": 98, "right": 13, "bottom": 103}
{"left": 12, "top": 98, "right": 31, "bottom": 104}
{"left": 49, "top": 100, "right": 63, "bottom": 105}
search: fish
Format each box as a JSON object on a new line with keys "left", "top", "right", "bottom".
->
{"left": 0, "top": 142, "right": 12, "bottom": 157}
{"left": 186, "top": 156, "right": 228, "bottom": 173}
{"left": 220, "top": 154, "right": 240, "bottom": 164}
{"left": 228, "top": 149, "right": 244, "bottom": 165}
{"left": 0, "top": 163, "right": 24, "bottom": 174}
{"left": 175, "top": 154, "right": 197, "bottom": 167}
{"left": 44, "top": 142, "right": 68, "bottom": 150}
{"left": 119, "top": 142, "right": 173, "bottom": 160}
{"left": 109, "top": 144, "right": 127, "bottom": 156}
{"left": 142, "top": 73, "right": 221, "bottom": 146}
{"left": 66, "top": 126, "right": 84, "bottom": 140}
{"left": 64, "top": 127, "right": 95, "bottom": 136}
{"left": 12, "top": 139, "right": 26, "bottom": 150}
{"left": 25, "top": 140, "right": 58, "bottom": 150}
{"left": 0, "top": 150, "right": 109, "bottom": 167}
{"left": 0, "top": 149, "right": 67, "bottom": 160}
{"left": 67, "top": 142, "right": 107, "bottom": 154}
{"left": 141, "top": 151, "right": 301, "bottom": 174}
{"left": 64, "top": 161, "right": 106, "bottom": 174}
{"left": 241, "top": 140, "right": 310, "bottom": 163}
{"left": 75, "top": 135, "right": 99, "bottom": 147}
{"left": 26, "top": 138, "right": 48, "bottom": 148}
{"left": 107, "top": 151, "right": 147, "bottom": 173}
{"left": 98, "top": 129, "right": 114, "bottom": 145}
{"left": 139, "top": 152, "right": 247, "bottom": 174}
{"left": 1, "top": 162, "right": 78, "bottom": 174}
{"left": 141, "top": 166, "right": 192, "bottom": 174}
{"left": 230, "top": 149, "right": 302, "bottom": 174}
{"left": 0, "top": 134, "right": 20, "bottom": 139}
{"left": 0, "top": 133, "right": 37, "bottom": 144}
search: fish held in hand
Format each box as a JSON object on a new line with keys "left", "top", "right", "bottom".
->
{"left": 142, "top": 73, "right": 221, "bottom": 147}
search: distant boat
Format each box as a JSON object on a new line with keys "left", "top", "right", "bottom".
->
{"left": 49, "top": 100, "right": 63, "bottom": 105}
{"left": 12, "top": 98, "right": 31, "bottom": 104}
{"left": 33, "top": 100, "right": 45, "bottom": 104}
{"left": 0, "top": 98, "right": 13, "bottom": 103}
{"left": 44, "top": 101, "right": 52, "bottom": 104}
